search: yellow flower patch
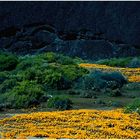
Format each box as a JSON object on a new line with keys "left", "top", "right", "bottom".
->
{"left": 0, "top": 109, "right": 140, "bottom": 139}
{"left": 79, "top": 63, "right": 140, "bottom": 82}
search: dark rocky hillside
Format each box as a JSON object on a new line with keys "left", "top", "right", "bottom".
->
{"left": 0, "top": 2, "right": 140, "bottom": 60}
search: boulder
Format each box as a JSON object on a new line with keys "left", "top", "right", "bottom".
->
{"left": 32, "top": 30, "right": 57, "bottom": 46}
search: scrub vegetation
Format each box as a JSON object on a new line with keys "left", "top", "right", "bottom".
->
{"left": 0, "top": 51, "right": 140, "bottom": 139}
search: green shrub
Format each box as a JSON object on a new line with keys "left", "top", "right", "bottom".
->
{"left": 23, "top": 68, "right": 37, "bottom": 81}
{"left": 101, "top": 71, "right": 127, "bottom": 88}
{"left": 0, "top": 79, "right": 17, "bottom": 94}
{"left": 57, "top": 55, "right": 75, "bottom": 65}
{"left": 0, "top": 81, "right": 47, "bottom": 108}
{"left": 83, "top": 71, "right": 106, "bottom": 90}
{"left": 17, "top": 53, "right": 88, "bottom": 90}
{"left": 0, "top": 72, "right": 9, "bottom": 84}
{"left": 73, "top": 57, "right": 85, "bottom": 64}
{"left": 124, "top": 99, "right": 140, "bottom": 114}
{"left": 47, "top": 96, "right": 73, "bottom": 110}
{"left": 23, "top": 67, "right": 44, "bottom": 83}
{"left": 42, "top": 52, "right": 56, "bottom": 63}
{"left": 127, "top": 57, "right": 140, "bottom": 68}
{"left": 0, "top": 51, "right": 88, "bottom": 109}
{"left": 123, "top": 83, "right": 140, "bottom": 91}
{"left": 42, "top": 64, "right": 88, "bottom": 90}
{"left": 17, "top": 56, "right": 43, "bottom": 71}
{"left": 16, "top": 59, "right": 33, "bottom": 70}
{"left": 110, "top": 101, "right": 123, "bottom": 107}
{"left": 106, "top": 88, "right": 122, "bottom": 97}
{"left": 40, "top": 52, "right": 75, "bottom": 65}
{"left": 0, "top": 53, "right": 18, "bottom": 71}
{"left": 15, "top": 66, "right": 45, "bottom": 84}
{"left": 96, "top": 57, "right": 132, "bottom": 67}
{"left": 61, "top": 65, "right": 88, "bottom": 81}
{"left": 75, "top": 70, "right": 127, "bottom": 97}
{"left": 43, "top": 69, "right": 62, "bottom": 88}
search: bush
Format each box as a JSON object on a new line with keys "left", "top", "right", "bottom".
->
{"left": 23, "top": 68, "right": 37, "bottom": 81}
{"left": 60, "top": 65, "right": 88, "bottom": 81}
{"left": 42, "top": 64, "right": 88, "bottom": 90}
{"left": 106, "top": 88, "right": 121, "bottom": 97}
{"left": 0, "top": 81, "right": 47, "bottom": 108}
{"left": 17, "top": 56, "right": 44, "bottom": 71}
{"left": 0, "top": 79, "right": 17, "bottom": 94}
{"left": 17, "top": 59, "right": 33, "bottom": 70}
{"left": 108, "top": 101, "right": 123, "bottom": 107}
{"left": 0, "top": 72, "right": 9, "bottom": 84}
{"left": 101, "top": 71, "right": 127, "bottom": 88}
{"left": 96, "top": 57, "right": 132, "bottom": 67}
{"left": 73, "top": 57, "right": 85, "bottom": 64}
{"left": 47, "top": 96, "right": 73, "bottom": 110}
{"left": 0, "top": 53, "right": 18, "bottom": 71}
{"left": 127, "top": 57, "right": 140, "bottom": 68}
{"left": 0, "top": 51, "right": 88, "bottom": 109}
{"left": 23, "top": 67, "right": 44, "bottom": 83}
{"left": 123, "top": 83, "right": 140, "bottom": 91}
{"left": 40, "top": 52, "right": 76, "bottom": 65}
{"left": 75, "top": 70, "right": 127, "bottom": 97}
{"left": 17, "top": 53, "right": 88, "bottom": 90}
{"left": 124, "top": 99, "right": 140, "bottom": 114}
{"left": 43, "top": 69, "right": 62, "bottom": 88}
{"left": 57, "top": 55, "right": 75, "bottom": 65}
{"left": 42, "top": 52, "right": 56, "bottom": 63}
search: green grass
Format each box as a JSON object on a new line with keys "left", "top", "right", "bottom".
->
{"left": 96, "top": 57, "right": 140, "bottom": 67}
{"left": 124, "top": 98, "right": 140, "bottom": 114}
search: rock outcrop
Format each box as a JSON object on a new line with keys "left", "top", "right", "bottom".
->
{"left": 0, "top": 2, "right": 140, "bottom": 60}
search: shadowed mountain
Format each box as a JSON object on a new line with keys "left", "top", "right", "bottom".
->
{"left": 0, "top": 1, "right": 140, "bottom": 60}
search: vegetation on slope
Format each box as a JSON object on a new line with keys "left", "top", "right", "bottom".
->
{"left": 0, "top": 51, "right": 87, "bottom": 109}
{"left": 0, "top": 52, "right": 140, "bottom": 139}
{"left": 79, "top": 63, "right": 140, "bottom": 82}
{"left": 0, "top": 51, "right": 139, "bottom": 111}
{"left": 96, "top": 57, "right": 140, "bottom": 68}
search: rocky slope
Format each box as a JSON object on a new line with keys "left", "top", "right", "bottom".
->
{"left": 0, "top": 2, "right": 140, "bottom": 60}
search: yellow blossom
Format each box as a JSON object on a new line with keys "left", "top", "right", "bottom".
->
{"left": 0, "top": 109, "right": 140, "bottom": 139}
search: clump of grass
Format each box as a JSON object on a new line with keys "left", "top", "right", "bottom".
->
{"left": 0, "top": 52, "right": 19, "bottom": 71}
{"left": 47, "top": 96, "right": 73, "bottom": 110}
{"left": 96, "top": 57, "right": 140, "bottom": 67}
{"left": 124, "top": 99, "right": 140, "bottom": 114}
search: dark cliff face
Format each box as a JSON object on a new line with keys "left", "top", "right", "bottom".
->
{"left": 0, "top": 2, "right": 140, "bottom": 60}
{"left": 0, "top": 1, "right": 140, "bottom": 46}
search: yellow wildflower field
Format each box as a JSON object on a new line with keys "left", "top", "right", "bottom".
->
{"left": 0, "top": 109, "right": 140, "bottom": 139}
{"left": 79, "top": 63, "right": 140, "bottom": 82}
